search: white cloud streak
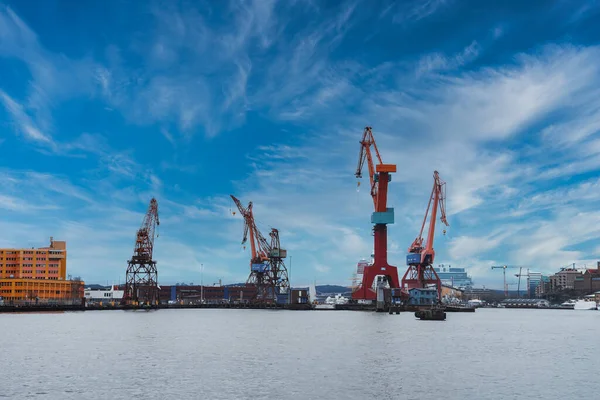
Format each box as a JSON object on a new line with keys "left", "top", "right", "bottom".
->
{"left": 0, "top": 90, "right": 53, "bottom": 145}
{"left": 392, "top": 0, "right": 451, "bottom": 24}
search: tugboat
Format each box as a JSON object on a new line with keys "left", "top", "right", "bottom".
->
{"left": 415, "top": 305, "right": 446, "bottom": 321}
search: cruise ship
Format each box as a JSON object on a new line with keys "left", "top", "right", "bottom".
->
{"left": 434, "top": 265, "right": 474, "bottom": 289}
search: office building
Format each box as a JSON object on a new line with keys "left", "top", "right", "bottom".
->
{"left": 0, "top": 238, "right": 83, "bottom": 303}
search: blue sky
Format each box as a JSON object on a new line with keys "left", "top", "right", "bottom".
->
{"left": 1, "top": 0, "right": 600, "bottom": 289}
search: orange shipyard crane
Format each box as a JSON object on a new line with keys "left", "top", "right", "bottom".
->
{"left": 401, "top": 171, "right": 449, "bottom": 302}
{"left": 230, "top": 195, "right": 270, "bottom": 266}
{"left": 352, "top": 126, "right": 399, "bottom": 301}
{"left": 230, "top": 195, "right": 290, "bottom": 302}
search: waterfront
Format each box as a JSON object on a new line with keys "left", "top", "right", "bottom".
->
{"left": 1, "top": 309, "right": 598, "bottom": 399}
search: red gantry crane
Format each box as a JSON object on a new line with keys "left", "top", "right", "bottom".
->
{"left": 230, "top": 195, "right": 290, "bottom": 303}
{"left": 352, "top": 126, "right": 399, "bottom": 301}
{"left": 123, "top": 197, "right": 160, "bottom": 306}
{"left": 401, "top": 171, "right": 449, "bottom": 302}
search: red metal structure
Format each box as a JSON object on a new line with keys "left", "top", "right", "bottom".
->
{"left": 352, "top": 126, "right": 399, "bottom": 300}
{"left": 401, "top": 171, "right": 449, "bottom": 301}
{"left": 230, "top": 195, "right": 290, "bottom": 303}
{"left": 123, "top": 198, "right": 160, "bottom": 306}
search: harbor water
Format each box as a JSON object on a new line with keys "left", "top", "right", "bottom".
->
{"left": 0, "top": 308, "right": 598, "bottom": 399}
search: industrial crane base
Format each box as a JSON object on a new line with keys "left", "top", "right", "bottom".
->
{"left": 352, "top": 264, "right": 400, "bottom": 301}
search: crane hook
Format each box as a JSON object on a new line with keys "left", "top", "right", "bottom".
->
{"left": 443, "top": 229, "right": 446, "bottom": 236}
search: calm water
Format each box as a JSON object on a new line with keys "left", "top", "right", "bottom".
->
{"left": 0, "top": 308, "right": 598, "bottom": 399}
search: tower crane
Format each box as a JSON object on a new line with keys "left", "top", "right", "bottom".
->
{"left": 230, "top": 195, "right": 290, "bottom": 303}
{"left": 492, "top": 265, "right": 532, "bottom": 297}
{"left": 491, "top": 265, "right": 522, "bottom": 297}
{"left": 352, "top": 126, "right": 399, "bottom": 301}
{"left": 123, "top": 198, "right": 160, "bottom": 306}
{"left": 401, "top": 171, "right": 449, "bottom": 302}
{"left": 514, "top": 268, "right": 538, "bottom": 298}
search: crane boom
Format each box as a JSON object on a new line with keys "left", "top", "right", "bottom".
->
{"left": 133, "top": 198, "right": 160, "bottom": 261}
{"left": 401, "top": 171, "right": 449, "bottom": 302}
{"left": 408, "top": 171, "right": 448, "bottom": 265}
{"left": 356, "top": 126, "right": 384, "bottom": 210}
{"left": 230, "top": 195, "right": 270, "bottom": 263}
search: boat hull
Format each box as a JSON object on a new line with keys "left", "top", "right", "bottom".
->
{"left": 415, "top": 309, "right": 446, "bottom": 321}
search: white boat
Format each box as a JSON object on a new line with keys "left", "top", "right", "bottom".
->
{"left": 560, "top": 299, "right": 576, "bottom": 309}
{"left": 314, "top": 303, "right": 336, "bottom": 310}
{"left": 573, "top": 299, "right": 597, "bottom": 310}
{"left": 467, "top": 299, "right": 484, "bottom": 308}
{"left": 325, "top": 294, "right": 349, "bottom": 305}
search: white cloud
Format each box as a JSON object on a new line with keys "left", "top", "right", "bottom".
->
{"left": 448, "top": 234, "right": 505, "bottom": 261}
{"left": 527, "top": 210, "right": 600, "bottom": 255}
{"left": 392, "top": 0, "right": 451, "bottom": 24}
{"left": 0, "top": 6, "right": 103, "bottom": 148}
{"left": 0, "top": 90, "right": 53, "bottom": 144}
{"left": 416, "top": 40, "right": 480, "bottom": 76}
{"left": 0, "top": 194, "right": 58, "bottom": 212}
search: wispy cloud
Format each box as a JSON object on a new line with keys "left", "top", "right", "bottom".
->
{"left": 0, "top": 6, "right": 102, "bottom": 149}
{"left": 567, "top": 0, "right": 600, "bottom": 24}
{"left": 415, "top": 41, "right": 480, "bottom": 76}
{"left": 96, "top": 0, "right": 284, "bottom": 138}
{"left": 0, "top": 194, "right": 58, "bottom": 212}
{"left": 392, "top": 0, "right": 451, "bottom": 24}
{"left": 492, "top": 26, "right": 505, "bottom": 39}
{"left": 0, "top": 90, "right": 53, "bottom": 145}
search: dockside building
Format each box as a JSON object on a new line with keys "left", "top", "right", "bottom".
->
{"left": 0, "top": 238, "right": 84, "bottom": 303}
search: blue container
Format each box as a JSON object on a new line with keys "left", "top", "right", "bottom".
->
{"left": 276, "top": 294, "right": 288, "bottom": 305}
{"left": 251, "top": 264, "right": 267, "bottom": 273}
{"left": 170, "top": 286, "right": 177, "bottom": 301}
{"left": 371, "top": 208, "right": 394, "bottom": 224}
{"left": 223, "top": 287, "right": 229, "bottom": 300}
{"left": 407, "top": 253, "right": 421, "bottom": 265}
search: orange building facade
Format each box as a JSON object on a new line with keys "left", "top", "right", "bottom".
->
{"left": 0, "top": 238, "right": 84, "bottom": 303}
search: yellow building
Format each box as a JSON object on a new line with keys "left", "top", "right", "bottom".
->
{"left": 441, "top": 285, "right": 463, "bottom": 300}
{"left": 0, "top": 238, "right": 84, "bottom": 303}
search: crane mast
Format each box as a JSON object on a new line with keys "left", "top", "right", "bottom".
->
{"left": 491, "top": 265, "right": 527, "bottom": 298}
{"left": 352, "top": 126, "right": 399, "bottom": 301}
{"left": 123, "top": 198, "right": 160, "bottom": 306}
{"left": 231, "top": 195, "right": 289, "bottom": 303}
{"left": 401, "top": 171, "right": 449, "bottom": 302}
